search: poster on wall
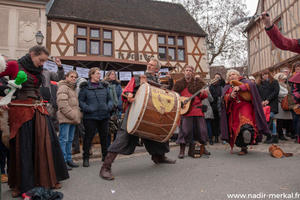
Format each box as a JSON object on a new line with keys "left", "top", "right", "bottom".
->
{"left": 119, "top": 71, "right": 132, "bottom": 81}
{"left": 76, "top": 67, "right": 89, "bottom": 78}
{"left": 62, "top": 64, "right": 74, "bottom": 74}
{"left": 43, "top": 61, "right": 58, "bottom": 72}
{"left": 100, "top": 70, "right": 104, "bottom": 80}
{"left": 133, "top": 71, "right": 144, "bottom": 76}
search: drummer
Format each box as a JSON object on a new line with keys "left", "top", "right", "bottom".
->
{"left": 100, "top": 57, "right": 176, "bottom": 181}
{"left": 173, "top": 65, "right": 210, "bottom": 158}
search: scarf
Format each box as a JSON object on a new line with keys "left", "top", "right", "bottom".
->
{"left": 18, "top": 54, "right": 43, "bottom": 86}
{"left": 108, "top": 81, "right": 119, "bottom": 106}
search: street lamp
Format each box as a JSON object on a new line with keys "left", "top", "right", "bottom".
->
{"left": 35, "top": 31, "right": 44, "bottom": 45}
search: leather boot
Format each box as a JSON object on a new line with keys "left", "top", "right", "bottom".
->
{"left": 100, "top": 152, "right": 118, "bottom": 180}
{"left": 209, "top": 137, "right": 213, "bottom": 145}
{"left": 214, "top": 136, "right": 219, "bottom": 143}
{"left": 83, "top": 158, "right": 89, "bottom": 167}
{"left": 178, "top": 144, "right": 185, "bottom": 159}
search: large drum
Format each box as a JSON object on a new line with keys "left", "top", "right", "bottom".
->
{"left": 127, "top": 83, "right": 181, "bottom": 143}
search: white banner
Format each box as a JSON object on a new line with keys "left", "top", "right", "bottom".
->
{"left": 76, "top": 67, "right": 89, "bottom": 78}
{"left": 100, "top": 70, "right": 104, "bottom": 80}
{"left": 119, "top": 71, "right": 132, "bottom": 81}
{"left": 43, "top": 61, "right": 58, "bottom": 72}
{"left": 159, "top": 68, "right": 169, "bottom": 72}
{"left": 133, "top": 71, "right": 144, "bottom": 76}
{"left": 62, "top": 64, "right": 74, "bottom": 74}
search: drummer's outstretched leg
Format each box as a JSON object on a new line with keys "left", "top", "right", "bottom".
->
{"left": 100, "top": 129, "right": 138, "bottom": 180}
{"left": 100, "top": 152, "right": 118, "bottom": 180}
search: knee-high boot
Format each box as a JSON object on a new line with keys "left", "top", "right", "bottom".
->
{"left": 178, "top": 144, "right": 185, "bottom": 159}
{"left": 100, "top": 152, "right": 118, "bottom": 180}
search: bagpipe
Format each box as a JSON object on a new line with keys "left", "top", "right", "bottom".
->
{"left": 229, "top": 80, "right": 252, "bottom": 102}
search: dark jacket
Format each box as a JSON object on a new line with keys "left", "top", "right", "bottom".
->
{"left": 78, "top": 81, "right": 113, "bottom": 120}
{"left": 257, "top": 79, "right": 280, "bottom": 114}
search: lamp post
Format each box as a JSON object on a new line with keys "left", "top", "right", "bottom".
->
{"left": 35, "top": 31, "right": 44, "bottom": 45}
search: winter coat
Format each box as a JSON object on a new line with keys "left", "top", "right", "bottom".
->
{"left": 78, "top": 81, "right": 113, "bottom": 120}
{"left": 257, "top": 79, "right": 280, "bottom": 114}
{"left": 57, "top": 80, "right": 82, "bottom": 124}
{"left": 209, "top": 79, "right": 225, "bottom": 118}
{"left": 203, "top": 92, "right": 214, "bottom": 119}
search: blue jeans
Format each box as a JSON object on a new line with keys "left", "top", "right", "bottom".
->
{"left": 269, "top": 112, "right": 277, "bottom": 135}
{"left": 59, "top": 123, "right": 76, "bottom": 162}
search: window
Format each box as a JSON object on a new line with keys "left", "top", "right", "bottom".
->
{"left": 103, "top": 42, "right": 112, "bottom": 56}
{"left": 77, "top": 27, "right": 87, "bottom": 36}
{"left": 158, "top": 36, "right": 166, "bottom": 44}
{"left": 75, "top": 26, "right": 113, "bottom": 56}
{"left": 103, "top": 30, "right": 113, "bottom": 56}
{"left": 90, "top": 40, "right": 100, "bottom": 54}
{"left": 159, "top": 47, "right": 166, "bottom": 59}
{"left": 271, "top": 17, "right": 283, "bottom": 50}
{"left": 77, "top": 39, "right": 86, "bottom": 53}
{"left": 158, "top": 35, "right": 185, "bottom": 61}
{"left": 90, "top": 29, "right": 100, "bottom": 38}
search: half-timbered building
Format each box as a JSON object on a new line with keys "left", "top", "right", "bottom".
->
{"left": 245, "top": 0, "right": 300, "bottom": 75}
{"left": 46, "top": 0, "right": 208, "bottom": 81}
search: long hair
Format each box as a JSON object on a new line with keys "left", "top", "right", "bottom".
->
{"left": 256, "top": 69, "right": 274, "bottom": 85}
{"left": 104, "top": 70, "right": 120, "bottom": 82}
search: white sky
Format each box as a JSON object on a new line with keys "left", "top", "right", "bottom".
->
{"left": 246, "top": 0, "right": 259, "bottom": 15}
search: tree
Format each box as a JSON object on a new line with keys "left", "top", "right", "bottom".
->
{"left": 170, "top": 0, "right": 249, "bottom": 67}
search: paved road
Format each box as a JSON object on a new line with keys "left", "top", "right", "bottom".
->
{"left": 2, "top": 143, "right": 300, "bottom": 200}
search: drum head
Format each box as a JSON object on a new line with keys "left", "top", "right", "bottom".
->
{"left": 127, "top": 83, "right": 149, "bottom": 133}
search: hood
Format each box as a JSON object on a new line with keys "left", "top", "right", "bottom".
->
{"left": 58, "top": 79, "right": 76, "bottom": 89}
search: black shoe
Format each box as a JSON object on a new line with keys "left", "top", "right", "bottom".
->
{"left": 270, "top": 135, "right": 279, "bottom": 144}
{"left": 264, "top": 134, "right": 272, "bottom": 144}
{"left": 83, "top": 159, "right": 89, "bottom": 167}
{"left": 278, "top": 135, "right": 288, "bottom": 141}
{"left": 214, "top": 136, "right": 219, "bottom": 143}
{"left": 66, "top": 165, "right": 72, "bottom": 171}
{"left": 67, "top": 160, "right": 79, "bottom": 168}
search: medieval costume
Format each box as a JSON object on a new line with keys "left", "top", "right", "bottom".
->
{"left": 100, "top": 72, "right": 175, "bottom": 180}
{"left": 289, "top": 72, "right": 300, "bottom": 143}
{"left": 173, "top": 77, "right": 208, "bottom": 158}
{"left": 7, "top": 54, "right": 69, "bottom": 196}
{"left": 221, "top": 77, "right": 271, "bottom": 154}
{"left": 265, "top": 24, "right": 300, "bottom": 54}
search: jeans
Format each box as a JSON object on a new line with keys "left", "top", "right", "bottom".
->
{"left": 59, "top": 123, "right": 76, "bottom": 162}
{"left": 206, "top": 119, "right": 212, "bottom": 138}
{"left": 269, "top": 112, "right": 277, "bottom": 135}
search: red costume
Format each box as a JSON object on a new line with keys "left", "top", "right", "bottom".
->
{"left": 265, "top": 24, "right": 300, "bottom": 54}
{"left": 223, "top": 83, "right": 257, "bottom": 149}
